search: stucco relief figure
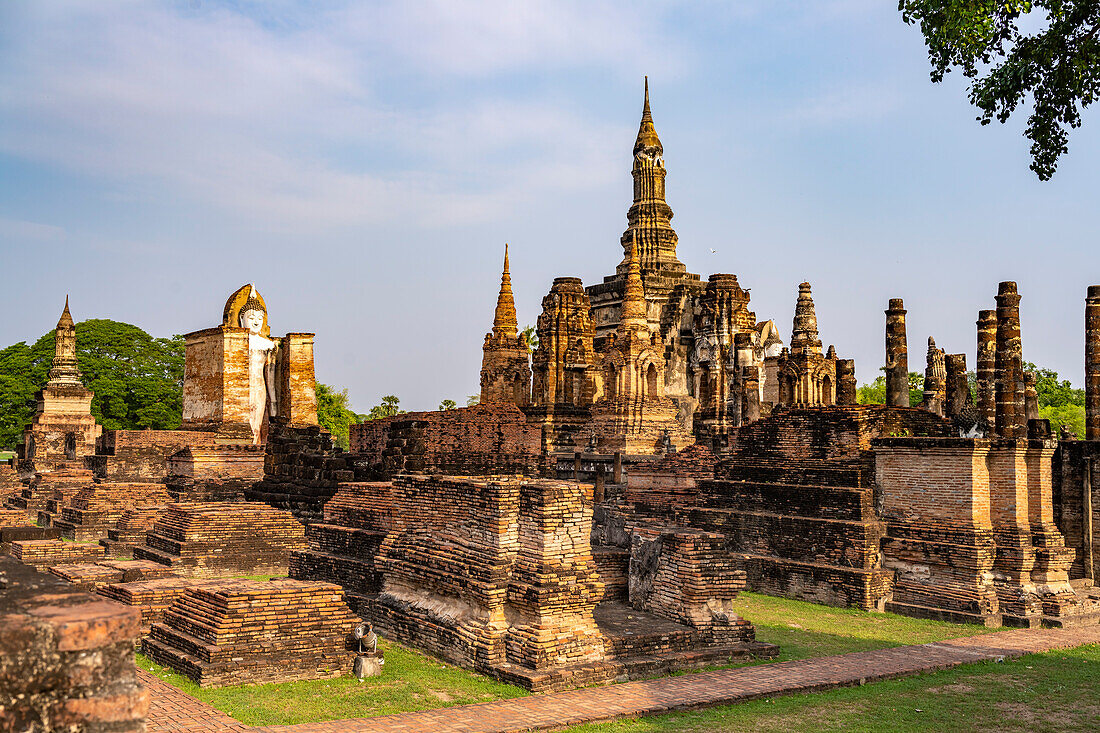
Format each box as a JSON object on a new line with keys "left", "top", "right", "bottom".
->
{"left": 239, "top": 289, "right": 278, "bottom": 443}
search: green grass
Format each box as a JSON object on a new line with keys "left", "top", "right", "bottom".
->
{"left": 563, "top": 644, "right": 1100, "bottom": 732}
{"left": 137, "top": 592, "right": 996, "bottom": 726}
{"left": 733, "top": 592, "right": 995, "bottom": 661}
{"left": 136, "top": 638, "right": 528, "bottom": 726}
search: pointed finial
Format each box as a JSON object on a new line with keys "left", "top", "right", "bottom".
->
{"left": 634, "top": 76, "right": 662, "bottom": 155}
{"left": 492, "top": 244, "right": 518, "bottom": 339}
{"left": 57, "top": 295, "right": 74, "bottom": 329}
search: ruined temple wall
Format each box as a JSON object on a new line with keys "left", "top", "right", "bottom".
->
{"left": 89, "top": 429, "right": 219, "bottom": 482}
{"left": 1054, "top": 440, "right": 1100, "bottom": 580}
{"left": 349, "top": 404, "right": 542, "bottom": 478}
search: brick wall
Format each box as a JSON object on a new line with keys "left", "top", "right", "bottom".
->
{"left": 90, "top": 429, "right": 218, "bottom": 482}
{"left": 1053, "top": 440, "right": 1100, "bottom": 580}
{"left": 350, "top": 404, "right": 542, "bottom": 477}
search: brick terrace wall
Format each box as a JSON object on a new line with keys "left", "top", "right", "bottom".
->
{"left": 874, "top": 438, "right": 1000, "bottom": 624}
{"left": 90, "top": 429, "right": 218, "bottom": 482}
{"left": 248, "top": 424, "right": 357, "bottom": 522}
{"left": 368, "top": 475, "right": 603, "bottom": 675}
{"left": 1054, "top": 440, "right": 1100, "bottom": 579}
{"left": 628, "top": 444, "right": 718, "bottom": 491}
{"left": 0, "top": 556, "right": 145, "bottom": 732}
{"left": 349, "top": 404, "right": 542, "bottom": 477}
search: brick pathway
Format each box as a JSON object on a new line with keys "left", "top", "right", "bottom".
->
{"left": 143, "top": 625, "right": 1100, "bottom": 733}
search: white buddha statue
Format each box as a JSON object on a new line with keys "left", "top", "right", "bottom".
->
{"left": 239, "top": 289, "right": 278, "bottom": 443}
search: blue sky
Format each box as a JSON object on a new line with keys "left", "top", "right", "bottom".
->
{"left": 1, "top": 1, "right": 1097, "bottom": 412}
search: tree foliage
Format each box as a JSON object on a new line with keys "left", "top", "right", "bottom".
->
{"left": 521, "top": 325, "right": 539, "bottom": 354}
{"left": 362, "top": 395, "right": 403, "bottom": 421}
{"left": 900, "top": 1, "right": 1100, "bottom": 179}
{"left": 856, "top": 371, "right": 925, "bottom": 406}
{"left": 0, "top": 319, "right": 184, "bottom": 449}
{"left": 1024, "top": 360, "right": 1086, "bottom": 435}
{"left": 315, "top": 383, "right": 358, "bottom": 450}
{"left": 439, "top": 399, "right": 457, "bottom": 411}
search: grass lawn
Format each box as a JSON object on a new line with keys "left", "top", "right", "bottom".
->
{"left": 563, "top": 644, "right": 1100, "bottom": 732}
{"left": 136, "top": 639, "right": 527, "bottom": 727}
{"left": 137, "top": 592, "right": 1001, "bottom": 726}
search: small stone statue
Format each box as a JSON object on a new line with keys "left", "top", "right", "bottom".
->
{"left": 352, "top": 622, "right": 383, "bottom": 681}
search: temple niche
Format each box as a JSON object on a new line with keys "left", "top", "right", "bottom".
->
{"left": 18, "top": 298, "right": 101, "bottom": 471}
{"left": 182, "top": 284, "right": 318, "bottom": 444}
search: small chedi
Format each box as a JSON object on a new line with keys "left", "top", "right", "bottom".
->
{"left": 16, "top": 299, "right": 101, "bottom": 472}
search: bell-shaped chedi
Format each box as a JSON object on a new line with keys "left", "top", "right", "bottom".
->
{"left": 182, "top": 284, "right": 317, "bottom": 444}
{"left": 18, "top": 297, "right": 102, "bottom": 470}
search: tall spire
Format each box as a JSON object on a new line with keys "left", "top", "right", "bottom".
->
{"left": 789, "top": 282, "right": 822, "bottom": 356}
{"left": 48, "top": 296, "right": 82, "bottom": 385}
{"left": 618, "top": 234, "right": 649, "bottom": 337}
{"left": 619, "top": 77, "right": 684, "bottom": 277}
{"left": 492, "top": 243, "right": 518, "bottom": 340}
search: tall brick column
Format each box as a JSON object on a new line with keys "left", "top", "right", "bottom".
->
{"left": 995, "top": 282, "right": 1026, "bottom": 439}
{"left": 945, "top": 353, "right": 969, "bottom": 418}
{"left": 976, "top": 309, "right": 997, "bottom": 430}
{"left": 885, "top": 299, "right": 909, "bottom": 407}
{"left": 1087, "top": 285, "right": 1100, "bottom": 440}
{"left": 836, "top": 359, "right": 857, "bottom": 405}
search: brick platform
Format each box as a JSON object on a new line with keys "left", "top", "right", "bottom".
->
{"left": 133, "top": 502, "right": 307, "bottom": 577}
{"left": 101, "top": 504, "right": 167, "bottom": 558}
{"left": 53, "top": 481, "right": 172, "bottom": 541}
{"left": 99, "top": 576, "right": 235, "bottom": 633}
{"left": 4, "top": 466, "right": 94, "bottom": 521}
{"left": 143, "top": 579, "right": 359, "bottom": 687}
{"left": 10, "top": 538, "right": 106, "bottom": 569}
{"left": 140, "top": 624, "right": 1100, "bottom": 733}
{"left": 49, "top": 558, "right": 177, "bottom": 592}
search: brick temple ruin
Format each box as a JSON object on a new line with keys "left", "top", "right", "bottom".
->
{"left": 4, "top": 79, "right": 1100, "bottom": 714}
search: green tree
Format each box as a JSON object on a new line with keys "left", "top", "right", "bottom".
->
{"left": 439, "top": 399, "right": 457, "bottom": 411}
{"left": 1024, "top": 360, "right": 1086, "bottom": 435}
{"left": 856, "top": 370, "right": 925, "bottom": 406}
{"left": 0, "top": 319, "right": 184, "bottom": 449}
{"left": 466, "top": 394, "right": 480, "bottom": 407}
{"left": 315, "top": 383, "right": 358, "bottom": 450}
{"left": 363, "top": 395, "right": 403, "bottom": 421}
{"left": 900, "top": 1, "right": 1100, "bottom": 180}
{"left": 521, "top": 325, "right": 539, "bottom": 354}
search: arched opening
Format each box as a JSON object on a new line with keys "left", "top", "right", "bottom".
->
{"left": 65, "top": 433, "right": 77, "bottom": 460}
{"left": 821, "top": 375, "right": 833, "bottom": 405}
{"left": 604, "top": 366, "right": 618, "bottom": 400}
{"left": 779, "top": 373, "right": 796, "bottom": 406}
{"left": 646, "top": 363, "right": 659, "bottom": 400}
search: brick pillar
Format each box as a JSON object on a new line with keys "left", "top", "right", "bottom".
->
{"left": 741, "top": 365, "right": 760, "bottom": 423}
{"left": 836, "top": 359, "right": 857, "bottom": 405}
{"left": 987, "top": 441, "right": 1040, "bottom": 621}
{"left": 945, "top": 354, "right": 969, "bottom": 418}
{"left": 976, "top": 310, "right": 997, "bottom": 430}
{"left": 995, "top": 282, "right": 1026, "bottom": 439}
{"left": 1087, "top": 285, "right": 1100, "bottom": 440}
{"left": 885, "top": 299, "right": 908, "bottom": 407}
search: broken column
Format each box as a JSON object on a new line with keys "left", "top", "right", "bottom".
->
{"left": 976, "top": 310, "right": 998, "bottom": 429}
{"left": 836, "top": 359, "right": 857, "bottom": 405}
{"left": 995, "top": 282, "right": 1026, "bottom": 439}
{"left": 741, "top": 365, "right": 760, "bottom": 423}
{"left": 922, "top": 337, "right": 946, "bottom": 416}
{"left": 885, "top": 299, "right": 909, "bottom": 407}
{"left": 945, "top": 354, "right": 970, "bottom": 418}
{"left": 1087, "top": 285, "right": 1100, "bottom": 440}
{"left": 1024, "top": 372, "right": 1040, "bottom": 422}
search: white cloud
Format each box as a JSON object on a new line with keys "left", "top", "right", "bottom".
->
{"left": 0, "top": 217, "right": 66, "bottom": 243}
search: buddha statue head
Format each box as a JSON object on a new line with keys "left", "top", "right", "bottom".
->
{"left": 239, "top": 290, "right": 267, "bottom": 335}
{"left": 223, "top": 283, "right": 270, "bottom": 337}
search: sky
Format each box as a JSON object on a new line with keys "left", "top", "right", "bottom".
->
{"left": 0, "top": 1, "right": 1097, "bottom": 413}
